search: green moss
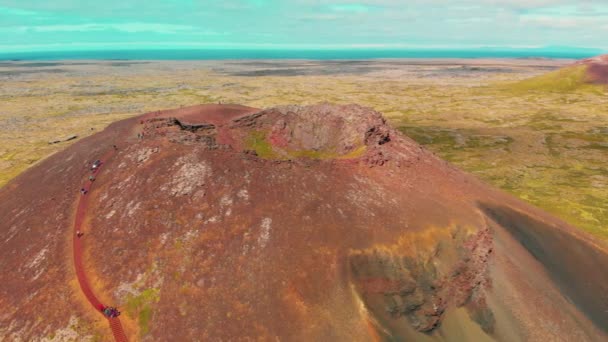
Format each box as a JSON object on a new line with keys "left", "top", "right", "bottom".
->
{"left": 398, "top": 121, "right": 608, "bottom": 240}
{"left": 531, "top": 199, "right": 608, "bottom": 240}
{"left": 506, "top": 65, "right": 605, "bottom": 93}
{"left": 91, "top": 333, "right": 104, "bottom": 342}
{"left": 544, "top": 134, "right": 561, "bottom": 157}
{"left": 289, "top": 150, "right": 324, "bottom": 159}
{"left": 398, "top": 126, "right": 512, "bottom": 150}
{"left": 246, "top": 130, "right": 277, "bottom": 159}
{"left": 246, "top": 130, "right": 367, "bottom": 160}
{"left": 397, "top": 126, "right": 457, "bottom": 145}
{"left": 561, "top": 131, "right": 607, "bottom": 143}
{"left": 286, "top": 149, "right": 336, "bottom": 159}
{"left": 583, "top": 143, "right": 608, "bottom": 150}
{"left": 464, "top": 135, "right": 513, "bottom": 148}
{"left": 0, "top": 166, "right": 28, "bottom": 187}
{"left": 139, "top": 306, "right": 153, "bottom": 334}
{"left": 125, "top": 288, "right": 160, "bottom": 337}
{"left": 0, "top": 151, "right": 18, "bottom": 160}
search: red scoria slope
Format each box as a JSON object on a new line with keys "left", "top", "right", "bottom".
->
{"left": 1, "top": 104, "right": 607, "bottom": 341}
{"left": 576, "top": 54, "right": 608, "bottom": 84}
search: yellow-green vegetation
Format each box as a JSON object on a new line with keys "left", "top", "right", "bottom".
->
{"left": 1, "top": 60, "right": 606, "bottom": 240}
{"left": 506, "top": 65, "right": 605, "bottom": 94}
{"left": 286, "top": 149, "right": 335, "bottom": 159}
{"left": 246, "top": 130, "right": 277, "bottom": 159}
{"left": 286, "top": 146, "right": 354, "bottom": 159}
{"left": 246, "top": 130, "right": 366, "bottom": 160}
{"left": 0, "top": 112, "right": 131, "bottom": 186}
{"left": 125, "top": 288, "right": 160, "bottom": 336}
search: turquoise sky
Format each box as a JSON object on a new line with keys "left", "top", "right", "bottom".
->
{"left": 0, "top": 0, "right": 607, "bottom": 51}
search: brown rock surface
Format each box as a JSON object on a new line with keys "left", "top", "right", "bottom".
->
{"left": 1, "top": 103, "right": 607, "bottom": 341}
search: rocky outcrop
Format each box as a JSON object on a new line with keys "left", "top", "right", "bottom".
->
{"left": 48, "top": 134, "right": 78, "bottom": 144}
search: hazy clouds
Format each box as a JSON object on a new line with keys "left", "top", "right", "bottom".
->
{"left": 0, "top": 0, "right": 606, "bottom": 51}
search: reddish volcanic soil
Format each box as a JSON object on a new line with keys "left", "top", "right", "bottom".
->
{"left": 1, "top": 103, "right": 607, "bottom": 341}
{"left": 576, "top": 54, "right": 608, "bottom": 84}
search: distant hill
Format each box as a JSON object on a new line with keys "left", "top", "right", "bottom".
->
{"left": 509, "top": 54, "right": 608, "bottom": 92}
{"left": 576, "top": 54, "right": 608, "bottom": 84}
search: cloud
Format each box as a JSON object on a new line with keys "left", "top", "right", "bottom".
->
{"left": 326, "top": 4, "right": 381, "bottom": 13}
{"left": 35, "top": 23, "right": 197, "bottom": 33}
{"left": 1, "top": 22, "right": 220, "bottom": 35}
{"left": 298, "top": 13, "right": 341, "bottom": 21}
{"left": 520, "top": 14, "right": 608, "bottom": 29}
{"left": 0, "top": 5, "right": 40, "bottom": 16}
{"left": 0, "top": 0, "right": 606, "bottom": 50}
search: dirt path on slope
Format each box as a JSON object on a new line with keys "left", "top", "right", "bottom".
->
{"left": 73, "top": 149, "right": 128, "bottom": 342}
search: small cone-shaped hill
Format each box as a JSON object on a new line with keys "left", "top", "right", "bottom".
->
{"left": 510, "top": 54, "right": 608, "bottom": 92}
{"left": 1, "top": 104, "right": 607, "bottom": 341}
{"left": 576, "top": 54, "right": 608, "bottom": 84}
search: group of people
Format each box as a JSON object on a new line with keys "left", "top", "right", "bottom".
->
{"left": 102, "top": 306, "right": 121, "bottom": 318}
{"left": 81, "top": 148, "right": 122, "bottom": 319}
{"left": 80, "top": 160, "right": 101, "bottom": 195}
{"left": 80, "top": 159, "right": 102, "bottom": 195}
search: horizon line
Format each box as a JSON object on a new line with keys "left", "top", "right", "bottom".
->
{"left": 0, "top": 43, "right": 606, "bottom": 54}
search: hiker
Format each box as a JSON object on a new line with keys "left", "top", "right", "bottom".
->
{"left": 104, "top": 307, "right": 120, "bottom": 318}
{"left": 76, "top": 230, "right": 83, "bottom": 238}
{"left": 91, "top": 160, "right": 101, "bottom": 171}
{"left": 89, "top": 175, "right": 95, "bottom": 182}
{"left": 112, "top": 144, "right": 118, "bottom": 151}
{"left": 80, "top": 188, "right": 87, "bottom": 195}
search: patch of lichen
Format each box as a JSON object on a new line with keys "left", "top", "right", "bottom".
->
{"left": 125, "top": 288, "right": 160, "bottom": 337}
{"left": 246, "top": 131, "right": 278, "bottom": 159}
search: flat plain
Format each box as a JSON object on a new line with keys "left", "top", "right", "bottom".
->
{"left": 1, "top": 58, "right": 606, "bottom": 239}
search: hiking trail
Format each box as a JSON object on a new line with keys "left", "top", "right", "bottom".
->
{"left": 73, "top": 149, "right": 128, "bottom": 342}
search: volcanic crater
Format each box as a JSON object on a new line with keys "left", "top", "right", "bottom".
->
{"left": 1, "top": 103, "right": 607, "bottom": 341}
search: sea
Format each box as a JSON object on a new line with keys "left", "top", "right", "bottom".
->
{"left": 0, "top": 48, "right": 602, "bottom": 61}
